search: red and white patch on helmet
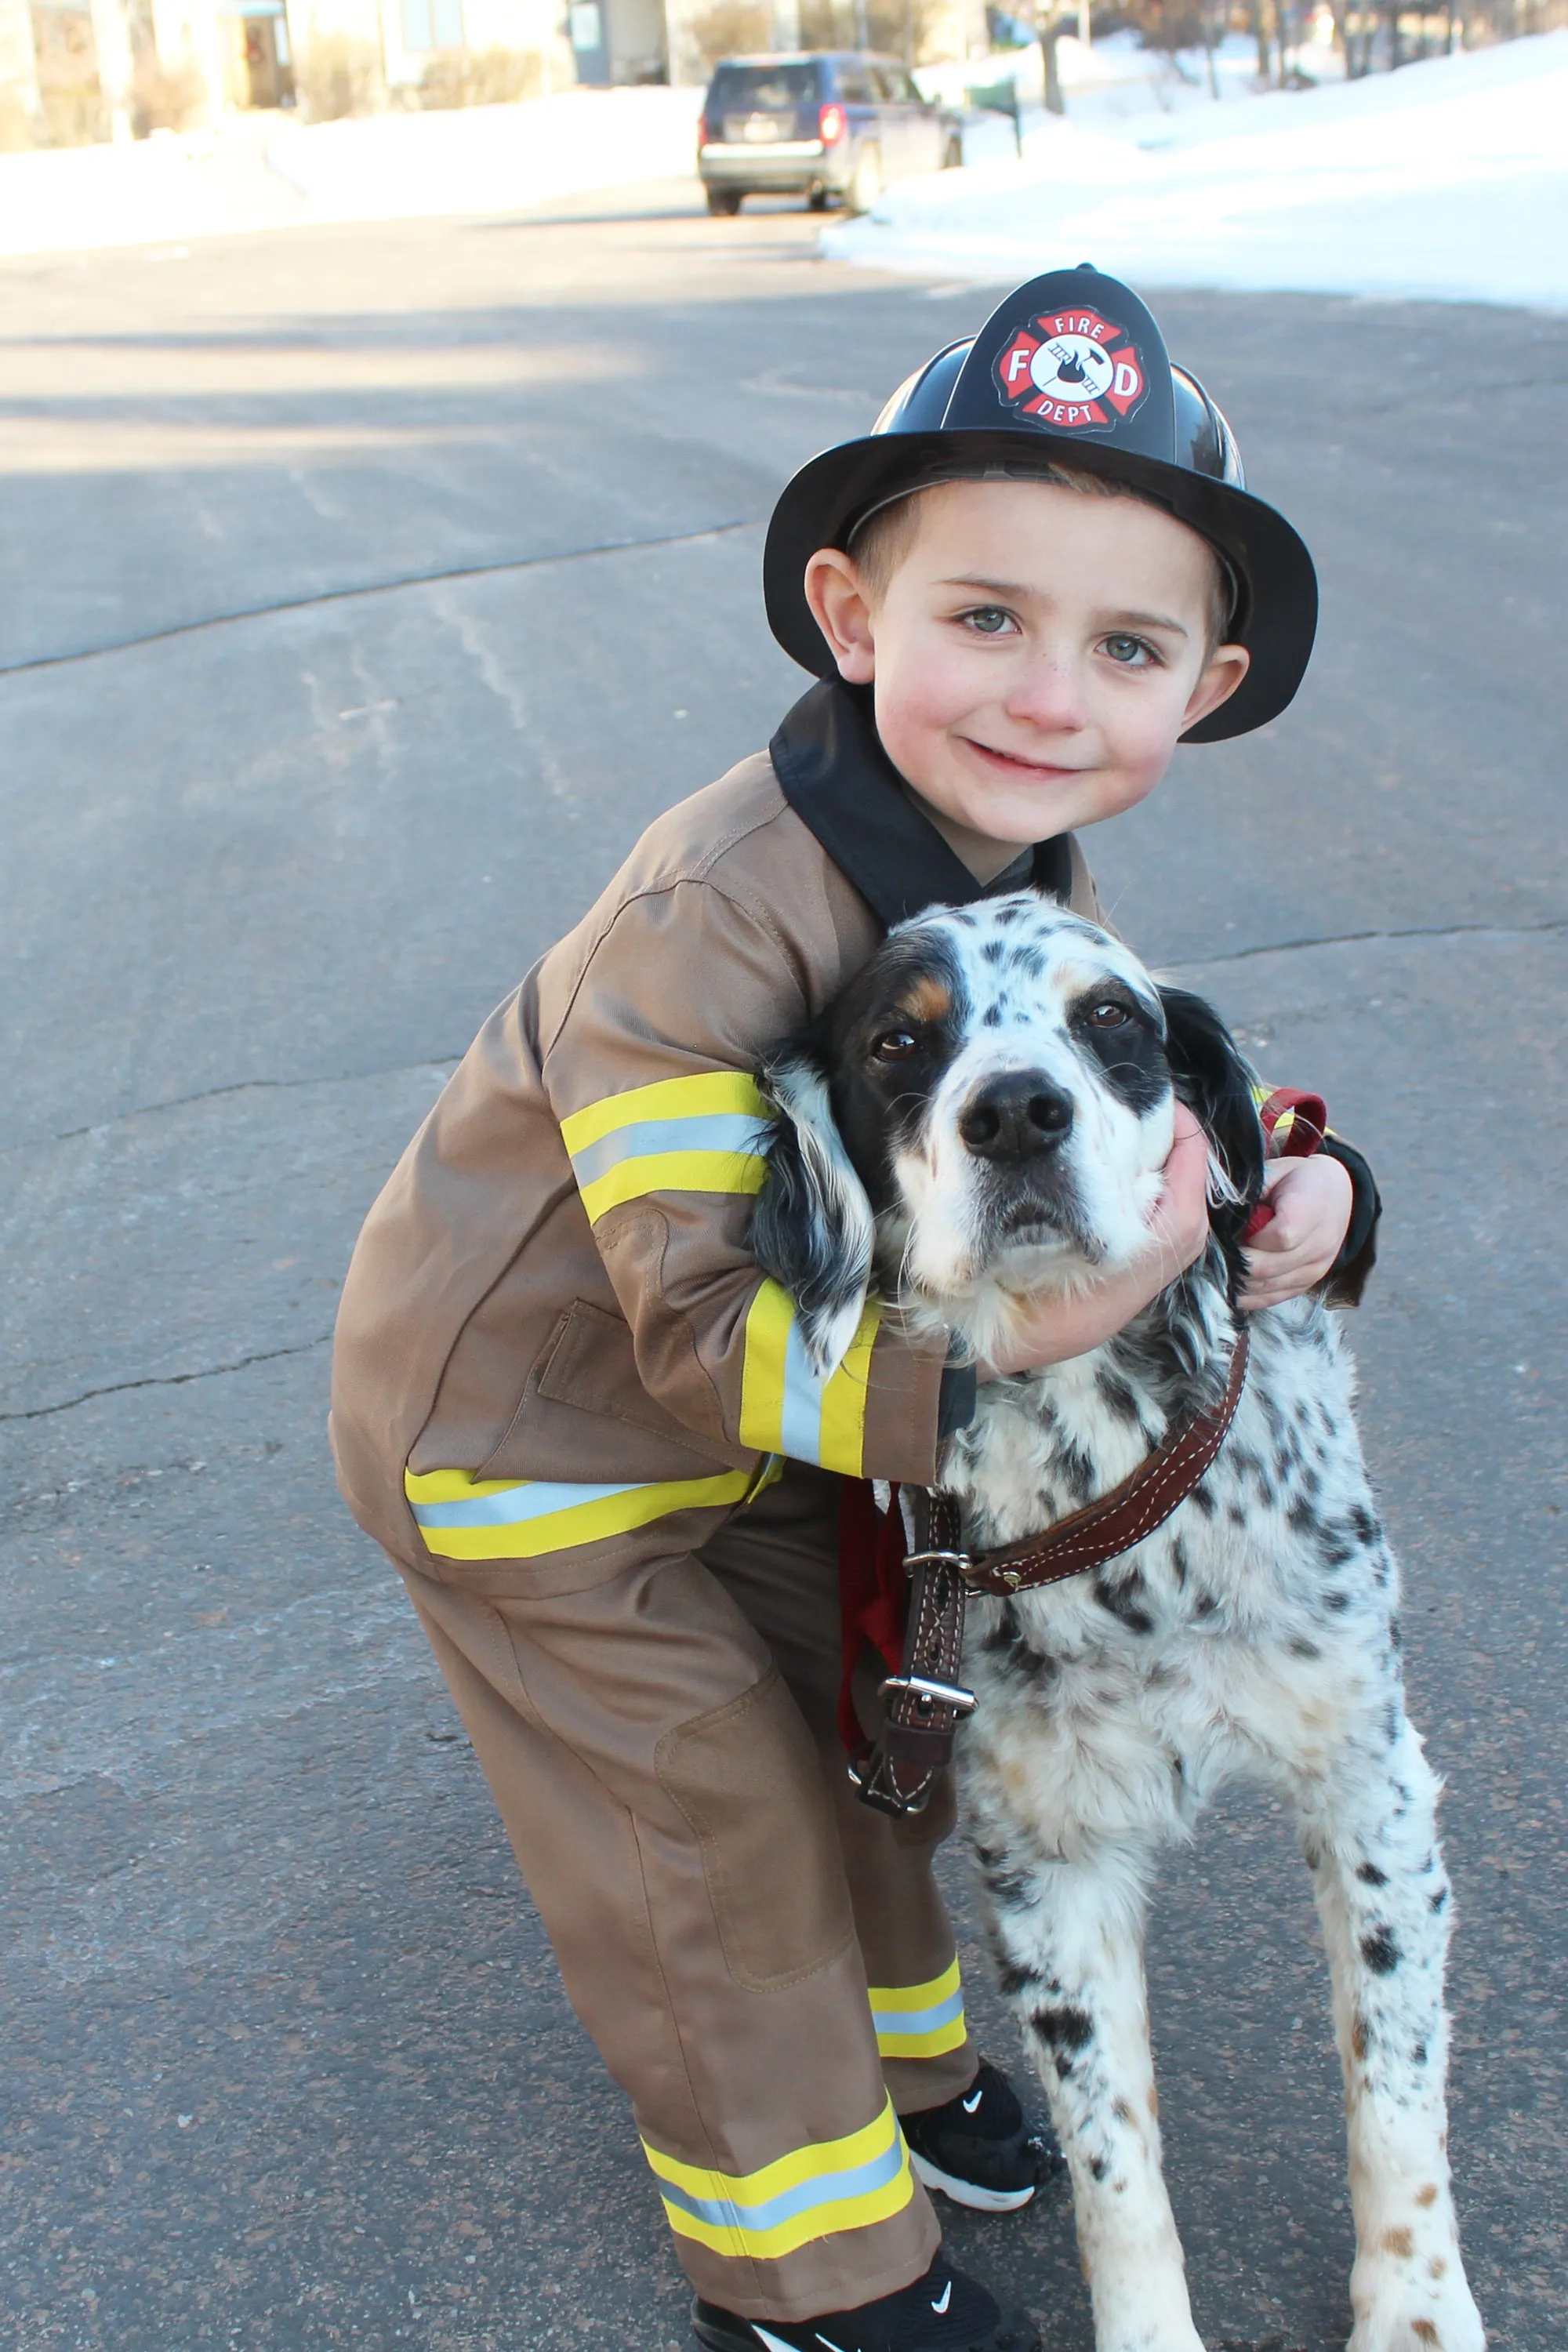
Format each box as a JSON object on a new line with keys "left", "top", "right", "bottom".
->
{"left": 993, "top": 307, "right": 1147, "bottom": 431}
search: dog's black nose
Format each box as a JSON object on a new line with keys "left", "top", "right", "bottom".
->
{"left": 959, "top": 1073, "right": 1075, "bottom": 1162}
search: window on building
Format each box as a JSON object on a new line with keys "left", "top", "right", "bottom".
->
{"left": 401, "top": 0, "right": 463, "bottom": 50}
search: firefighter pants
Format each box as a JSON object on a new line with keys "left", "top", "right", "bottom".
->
{"left": 396, "top": 1457, "right": 975, "bottom": 2321}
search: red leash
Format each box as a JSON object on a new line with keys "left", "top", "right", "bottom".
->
{"left": 1242, "top": 1088, "right": 1327, "bottom": 1240}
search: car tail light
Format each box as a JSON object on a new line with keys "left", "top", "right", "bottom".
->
{"left": 698, "top": 112, "right": 710, "bottom": 147}
{"left": 818, "top": 101, "right": 846, "bottom": 145}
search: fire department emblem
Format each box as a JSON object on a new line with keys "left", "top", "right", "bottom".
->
{"left": 993, "top": 307, "right": 1148, "bottom": 431}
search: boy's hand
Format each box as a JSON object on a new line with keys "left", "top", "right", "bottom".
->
{"left": 1236, "top": 1152, "right": 1353, "bottom": 1311}
{"left": 978, "top": 1104, "right": 1212, "bottom": 1379}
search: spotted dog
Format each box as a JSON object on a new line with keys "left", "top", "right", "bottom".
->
{"left": 751, "top": 895, "right": 1483, "bottom": 2352}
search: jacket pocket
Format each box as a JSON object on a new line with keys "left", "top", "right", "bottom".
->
{"left": 533, "top": 1298, "right": 716, "bottom": 1444}
{"left": 470, "top": 1299, "right": 741, "bottom": 1486}
{"left": 656, "top": 1667, "right": 855, "bottom": 1993}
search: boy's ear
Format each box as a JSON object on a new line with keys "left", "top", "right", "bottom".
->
{"left": 803, "top": 549, "right": 877, "bottom": 685}
{"left": 1182, "top": 642, "right": 1250, "bottom": 735}
{"left": 750, "top": 1041, "right": 876, "bottom": 1374}
{"left": 1157, "top": 985, "right": 1265, "bottom": 1270}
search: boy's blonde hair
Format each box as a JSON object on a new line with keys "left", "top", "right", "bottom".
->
{"left": 846, "top": 465, "right": 1234, "bottom": 653}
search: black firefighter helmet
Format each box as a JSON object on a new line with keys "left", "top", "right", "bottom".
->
{"left": 763, "top": 265, "right": 1317, "bottom": 744}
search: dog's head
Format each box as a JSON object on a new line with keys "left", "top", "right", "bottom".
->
{"left": 753, "top": 896, "right": 1264, "bottom": 1370}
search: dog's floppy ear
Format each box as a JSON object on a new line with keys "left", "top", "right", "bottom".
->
{"left": 1157, "top": 986, "right": 1266, "bottom": 1261}
{"left": 750, "top": 1040, "right": 876, "bottom": 1376}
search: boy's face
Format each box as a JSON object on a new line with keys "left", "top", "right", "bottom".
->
{"left": 804, "top": 479, "right": 1250, "bottom": 873}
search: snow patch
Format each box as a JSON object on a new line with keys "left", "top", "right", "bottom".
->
{"left": 827, "top": 31, "right": 1568, "bottom": 312}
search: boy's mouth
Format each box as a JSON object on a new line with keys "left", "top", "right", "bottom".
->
{"left": 959, "top": 736, "right": 1088, "bottom": 782}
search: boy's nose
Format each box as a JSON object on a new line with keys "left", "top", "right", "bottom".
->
{"left": 959, "top": 1073, "right": 1075, "bottom": 1163}
{"left": 1003, "top": 658, "right": 1090, "bottom": 734}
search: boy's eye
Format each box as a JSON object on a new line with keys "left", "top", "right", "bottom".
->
{"left": 872, "top": 1029, "right": 920, "bottom": 1062}
{"left": 1102, "top": 633, "right": 1156, "bottom": 666}
{"left": 961, "top": 607, "right": 1018, "bottom": 637}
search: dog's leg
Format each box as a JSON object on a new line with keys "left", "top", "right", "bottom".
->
{"left": 1300, "top": 1711, "right": 1485, "bottom": 2352}
{"left": 988, "top": 1843, "right": 1203, "bottom": 2352}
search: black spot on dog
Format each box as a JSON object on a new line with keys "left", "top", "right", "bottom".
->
{"left": 996, "top": 1958, "right": 1047, "bottom": 1998}
{"left": 1388, "top": 1616, "right": 1403, "bottom": 1653}
{"left": 1193, "top": 1591, "right": 1218, "bottom": 1619}
{"left": 982, "top": 937, "right": 1006, "bottom": 964}
{"left": 1032, "top": 2002, "right": 1094, "bottom": 2060}
{"left": 1093, "top": 1572, "right": 1155, "bottom": 1634}
{"left": 1324, "top": 1589, "right": 1350, "bottom": 1612}
{"left": 1350, "top": 1503, "right": 1380, "bottom": 1545}
{"left": 1412, "top": 2039, "right": 1428, "bottom": 2066}
{"left": 1087, "top": 2153, "right": 1109, "bottom": 2182}
{"left": 1356, "top": 1860, "right": 1389, "bottom": 1887}
{"left": 1288, "top": 1636, "right": 1321, "bottom": 1660}
{"left": 1189, "top": 1481, "right": 1216, "bottom": 1519}
{"left": 1169, "top": 1535, "right": 1189, "bottom": 1589}
{"left": 1384, "top": 1702, "right": 1401, "bottom": 1746}
{"left": 1429, "top": 1887, "right": 1448, "bottom": 1913}
{"left": 982, "top": 1004, "right": 1002, "bottom": 1028}
{"left": 1094, "top": 1368, "right": 1142, "bottom": 1425}
{"left": 1228, "top": 1503, "right": 1247, "bottom": 1529}
{"left": 995, "top": 903, "right": 1022, "bottom": 926}
{"left": 1058, "top": 1442, "right": 1097, "bottom": 1506}
{"left": 1361, "top": 1928, "right": 1401, "bottom": 1976}
{"left": 1287, "top": 1497, "right": 1318, "bottom": 1535}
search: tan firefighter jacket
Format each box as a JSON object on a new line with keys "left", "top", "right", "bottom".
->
{"left": 330, "top": 679, "right": 1377, "bottom": 1580}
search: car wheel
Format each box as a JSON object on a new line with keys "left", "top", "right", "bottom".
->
{"left": 807, "top": 185, "right": 829, "bottom": 212}
{"left": 706, "top": 187, "right": 742, "bottom": 216}
{"left": 942, "top": 135, "right": 963, "bottom": 170}
{"left": 846, "top": 143, "right": 881, "bottom": 216}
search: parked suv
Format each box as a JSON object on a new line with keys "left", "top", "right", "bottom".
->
{"left": 698, "top": 52, "right": 964, "bottom": 216}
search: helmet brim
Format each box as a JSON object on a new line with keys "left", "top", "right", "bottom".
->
{"left": 762, "top": 428, "right": 1317, "bottom": 745}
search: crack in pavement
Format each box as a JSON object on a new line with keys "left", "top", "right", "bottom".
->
{"left": 1162, "top": 916, "right": 1567, "bottom": 969}
{"left": 5, "top": 1054, "right": 462, "bottom": 1157}
{"left": 0, "top": 1336, "right": 332, "bottom": 1425}
{"left": 0, "top": 518, "right": 753, "bottom": 677}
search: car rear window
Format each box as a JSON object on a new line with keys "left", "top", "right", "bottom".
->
{"left": 706, "top": 63, "right": 820, "bottom": 112}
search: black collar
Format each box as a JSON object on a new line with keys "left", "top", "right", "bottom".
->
{"left": 769, "top": 678, "right": 1073, "bottom": 931}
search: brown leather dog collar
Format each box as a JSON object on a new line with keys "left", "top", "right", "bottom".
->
{"left": 848, "top": 1329, "right": 1250, "bottom": 1818}
{"left": 941, "top": 1323, "right": 1250, "bottom": 1596}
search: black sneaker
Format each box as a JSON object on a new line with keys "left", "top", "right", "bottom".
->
{"left": 691, "top": 2250, "right": 1039, "bottom": 2352}
{"left": 899, "top": 2061, "right": 1065, "bottom": 2215}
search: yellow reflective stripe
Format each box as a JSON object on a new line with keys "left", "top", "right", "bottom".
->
{"left": 644, "top": 2097, "right": 913, "bottom": 2262}
{"left": 819, "top": 1303, "right": 881, "bottom": 1479}
{"left": 738, "top": 1285, "right": 882, "bottom": 1479}
{"left": 404, "top": 1465, "right": 753, "bottom": 1560}
{"left": 577, "top": 1148, "right": 767, "bottom": 1225}
{"left": 866, "top": 1957, "right": 960, "bottom": 2014}
{"left": 867, "top": 1958, "right": 967, "bottom": 2060}
{"left": 738, "top": 1279, "right": 793, "bottom": 1455}
{"left": 560, "top": 1070, "right": 769, "bottom": 1156}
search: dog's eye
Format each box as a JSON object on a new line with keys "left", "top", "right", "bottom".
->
{"left": 1085, "top": 1001, "right": 1131, "bottom": 1029}
{"left": 872, "top": 1029, "right": 920, "bottom": 1062}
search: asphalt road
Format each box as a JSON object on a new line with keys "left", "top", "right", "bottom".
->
{"left": 2, "top": 181, "right": 1564, "bottom": 2352}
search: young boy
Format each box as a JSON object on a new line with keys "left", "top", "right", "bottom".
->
{"left": 331, "top": 267, "right": 1377, "bottom": 2352}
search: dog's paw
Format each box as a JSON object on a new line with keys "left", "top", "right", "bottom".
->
{"left": 1347, "top": 2266, "right": 1486, "bottom": 2352}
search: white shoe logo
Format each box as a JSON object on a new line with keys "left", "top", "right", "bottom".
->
{"left": 960, "top": 2088, "right": 984, "bottom": 2114}
{"left": 931, "top": 2282, "right": 953, "bottom": 2314}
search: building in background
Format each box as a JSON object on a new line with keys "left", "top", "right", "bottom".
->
{"left": 0, "top": 0, "right": 997, "bottom": 138}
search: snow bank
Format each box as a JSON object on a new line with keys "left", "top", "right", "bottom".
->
{"left": 826, "top": 31, "right": 1568, "bottom": 312}
{"left": 263, "top": 84, "right": 702, "bottom": 222}
{"left": 0, "top": 85, "right": 702, "bottom": 260}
